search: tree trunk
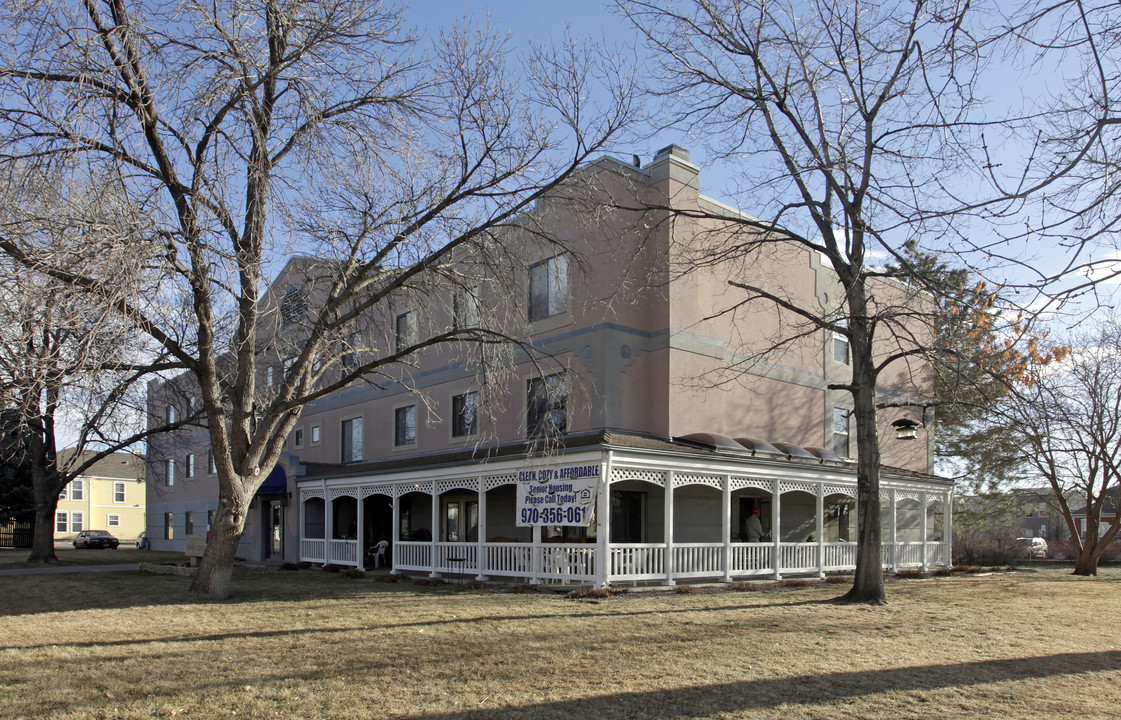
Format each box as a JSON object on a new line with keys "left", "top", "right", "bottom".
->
{"left": 839, "top": 317, "right": 886, "bottom": 605}
{"left": 26, "top": 494, "right": 59, "bottom": 563}
{"left": 25, "top": 458, "right": 59, "bottom": 563}
{"left": 1073, "top": 544, "right": 1101, "bottom": 576}
{"left": 188, "top": 485, "right": 251, "bottom": 600}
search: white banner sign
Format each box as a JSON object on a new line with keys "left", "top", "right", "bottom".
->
{"left": 515, "top": 463, "right": 600, "bottom": 527}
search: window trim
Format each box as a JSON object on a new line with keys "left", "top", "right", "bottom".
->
{"left": 528, "top": 254, "right": 569, "bottom": 324}
{"left": 395, "top": 311, "right": 417, "bottom": 354}
{"left": 341, "top": 416, "right": 364, "bottom": 463}
{"left": 526, "top": 372, "right": 568, "bottom": 438}
{"left": 113, "top": 481, "right": 126, "bottom": 504}
{"left": 70, "top": 511, "right": 84, "bottom": 533}
{"left": 55, "top": 511, "right": 68, "bottom": 533}
{"left": 70, "top": 479, "right": 84, "bottom": 501}
{"left": 394, "top": 404, "right": 418, "bottom": 448}
{"left": 311, "top": 425, "right": 321, "bottom": 445}
{"left": 107, "top": 513, "right": 120, "bottom": 528}
{"left": 451, "top": 390, "right": 479, "bottom": 439}
{"left": 832, "top": 407, "right": 851, "bottom": 457}
{"left": 453, "top": 287, "right": 480, "bottom": 331}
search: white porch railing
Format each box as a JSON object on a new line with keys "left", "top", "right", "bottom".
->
{"left": 780, "top": 542, "right": 818, "bottom": 573}
{"left": 327, "top": 539, "right": 359, "bottom": 565}
{"left": 731, "top": 542, "right": 774, "bottom": 576}
{"left": 540, "top": 545, "right": 597, "bottom": 580}
{"left": 484, "top": 542, "right": 533, "bottom": 577}
{"left": 300, "top": 538, "right": 326, "bottom": 563}
{"left": 299, "top": 537, "right": 946, "bottom": 581}
{"left": 395, "top": 541, "right": 432, "bottom": 571}
{"left": 896, "top": 542, "right": 925, "bottom": 567}
{"left": 433, "top": 542, "right": 478, "bottom": 574}
{"left": 609, "top": 543, "right": 665, "bottom": 580}
{"left": 823, "top": 542, "right": 857, "bottom": 570}
{"left": 673, "top": 543, "right": 724, "bottom": 579}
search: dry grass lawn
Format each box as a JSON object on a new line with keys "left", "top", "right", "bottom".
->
{"left": 1, "top": 567, "right": 1119, "bottom": 719}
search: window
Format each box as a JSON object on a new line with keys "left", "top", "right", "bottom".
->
{"left": 342, "top": 417, "right": 363, "bottom": 462}
{"left": 395, "top": 312, "right": 417, "bottom": 353}
{"left": 529, "top": 255, "right": 568, "bottom": 322}
{"left": 832, "top": 408, "right": 850, "bottom": 457}
{"left": 59, "top": 485, "right": 68, "bottom": 501}
{"left": 164, "top": 512, "right": 174, "bottom": 540}
{"left": 266, "top": 365, "right": 275, "bottom": 388}
{"left": 527, "top": 373, "right": 567, "bottom": 437}
{"left": 280, "top": 287, "right": 307, "bottom": 326}
{"left": 107, "top": 513, "right": 120, "bottom": 528}
{"left": 293, "top": 428, "right": 304, "bottom": 449}
{"left": 311, "top": 425, "right": 321, "bottom": 444}
{"left": 70, "top": 511, "right": 83, "bottom": 532}
{"left": 185, "top": 453, "right": 196, "bottom": 479}
{"left": 452, "top": 391, "right": 478, "bottom": 437}
{"left": 165, "top": 458, "right": 175, "bottom": 487}
{"left": 342, "top": 333, "right": 361, "bottom": 372}
{"left": 207, "top": 510, "right": 214, "bottom": 532}
{"left": 55, "top": 512, "right": 68, "bottom": 532}
{"left": 207, "top": 449, "right": 217, "bottom": 475}
{"left": 453, "top": 288, "right": 479, "bottom": 330}
{"left": 113, "top": 482, "right": 126, "bottom": 503}
{"left": 395, "top": 406, "right": 417, "bottom": 446}
{"left": 833, "top": 327, "right": 849, "bottom": 365}
{"left": 185, "top": 511, "right": 194, "bottom": 536}
{"left": 70, "top": 480, "right": 83, "bottom": 501}
{"left": 166, "top": 404, "right": 177, "bottom": 424}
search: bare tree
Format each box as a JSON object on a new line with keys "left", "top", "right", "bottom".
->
{"left": 995, "top": 321, "right": 1121, "bottom": 576}
{"left": 0, "top": 0, "right": 633, "bottom": 598}
{"left": 0, "top": 163, "right": 180, "bottom": 562}
{"left": 617, "top": 0, "right": 1011, "bottom": 603}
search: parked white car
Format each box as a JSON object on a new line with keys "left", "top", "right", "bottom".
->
{"left": 1016, "top": 537, "right": 1048, "bottom": 558}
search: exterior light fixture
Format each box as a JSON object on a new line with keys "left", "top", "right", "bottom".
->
{"left": 891, "top": 418, "right": 921, "bottom": 440}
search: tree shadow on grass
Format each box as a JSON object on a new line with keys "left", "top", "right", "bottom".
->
{"left": 406, "top": 650, "right": 1121, "bottom": 720}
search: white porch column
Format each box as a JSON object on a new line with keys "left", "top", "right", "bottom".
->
{"left": 298, "top": 489, "right": 306, "bottom": 562}
{"left": 390, "top": 490, "right": 401, "bottom": 575}
{"left": 476, "top": 478, "right": 487, "bottom": 581}
{"left": 664, "top": 471, "right": 675, "bottom": 586}
{"left": 356, "top": 492, "right": 365, "bottom": 571}
{"left": 816, "top": 482, "right": 825, "bottom": 579}
{"left": 323, "top": 480, "right": 332, "bottom": 567}
{"left": 945, "top": 490, "right": 954, "bottom": 568}
{"left": 530, "top": 524, "right": 542, "bottom": 585}
{"left": 721, "top": 474, "right": 732, "bottom": 583}
{"left": 594, "top": 456, "right": 611, "bottom": 589}
{"left": 429, "top": 483, "right": 440, "bottom": 578}
{"left": 772, "top": 479, "right": 782, "bottom": 581}
{"left": 890, "top": 489, "right": 899, "bottom": 572}
{"left": 920, "top": 492, "right": 929, "bottom": 572}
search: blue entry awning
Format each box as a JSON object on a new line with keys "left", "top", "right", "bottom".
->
{"left": 256, "top": 465, "right": 287, "bottom": 495}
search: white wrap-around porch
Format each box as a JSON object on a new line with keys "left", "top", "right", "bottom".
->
{"left": 297, "top": 445, "right": 952, "bottom": 586}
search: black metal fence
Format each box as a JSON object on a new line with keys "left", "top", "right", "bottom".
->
{"left": 0, "top": 523, "right": 33, "bottom": 548}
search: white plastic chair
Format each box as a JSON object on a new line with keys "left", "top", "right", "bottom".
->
{"left": 372, "top": 540, "right": 389, "bottom": 568}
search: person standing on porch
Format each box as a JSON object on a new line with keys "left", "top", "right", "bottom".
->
{"left": 746, "top": 507, "right": 764, "bottom": 543}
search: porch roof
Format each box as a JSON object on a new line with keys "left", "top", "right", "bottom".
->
{"left": 294, "top": 427, "right": 950, "bottom": 487}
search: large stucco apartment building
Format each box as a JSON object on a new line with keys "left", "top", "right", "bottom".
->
{"left": 146, "top": 146, "right": 951, "bottom": 586}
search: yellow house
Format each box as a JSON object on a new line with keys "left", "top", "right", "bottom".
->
{"left": 55, "top": 450, "right": 146, "bottom": 543}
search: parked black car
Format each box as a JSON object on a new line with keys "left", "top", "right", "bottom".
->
{"left": 73, "top": 530, "right": 120, "bottom": 549}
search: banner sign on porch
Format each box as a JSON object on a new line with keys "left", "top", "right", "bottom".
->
{"left": 515, "top": 463, "right": 600, "bottom": 527}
